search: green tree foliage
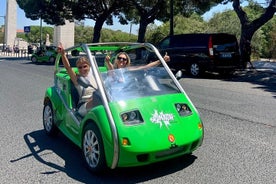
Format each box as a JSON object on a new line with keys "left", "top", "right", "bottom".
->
{"left": 123, "top": 0, "right": 223, "bottom": 42}
{"left": 207, "top": 10, "right": 240, "bottom": 36}
{"left": 74, "top": 26, "right": 93, "bottom": 44}
{"left": 123, "top": 0, "right": 169, "bottom": 43}
{"left": 16, "top": 26, "right": 54, "bottom": 45}
{"left": 74, "top": 25, "right": 137, "bottom": 43}
{"left": 145, "top": 14, "right": 207, "bottom": 44}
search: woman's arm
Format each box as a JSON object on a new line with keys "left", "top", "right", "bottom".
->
{"left": 105, "top": 55, "right": 114, "bottom": 70}
{"left": 58, "top": 43, "right": 78, "bottom": 85}
{"left": 130, "top": 53, "right": 170, "bottom": 70}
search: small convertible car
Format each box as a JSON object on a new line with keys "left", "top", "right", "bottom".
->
{"left": 31, "top": 45, "right": 58, "bottom": 63}
{"left": 43, "top": 42, "right": 204, "bottom": 173}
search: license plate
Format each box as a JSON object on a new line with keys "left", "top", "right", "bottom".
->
{"left": 220, "top": 53, "right": 232, "bottom": 58}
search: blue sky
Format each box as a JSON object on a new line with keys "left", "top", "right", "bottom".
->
{"left": 0, "top": 0, "right": 268, "bottom": 34}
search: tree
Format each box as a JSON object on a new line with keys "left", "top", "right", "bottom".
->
{"left": 70, "top": 0, "right": 128, "bottom": 42}
{"left": 16, "top": 0, "right": 128, "bottom": 43}
{"left": 124, "top": 0, "right": 224, "bottom": 43}
{"left": 17, "top": 0, "right": 223, "bottom": 44}
{"left": 124, "top": 0, "right": 169, "bottom": 43}
{"left": 232, "top": 0, "right": 276, "bottom": 67}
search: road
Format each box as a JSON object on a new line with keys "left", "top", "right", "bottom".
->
{"left": 0, "top": 58, "right": 275, "bottom": 184}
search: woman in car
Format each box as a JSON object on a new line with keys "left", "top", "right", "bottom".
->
{"left": 105, "top": 52, "right": 170, "bottom": 70}
{"left": 57, "top": 43, "right": 101, "bottom": 116}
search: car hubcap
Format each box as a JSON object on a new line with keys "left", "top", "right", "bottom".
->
{"left": 190, "top": 64, "right": 199, "bottom": 76}
{"left": 50, "top": 57, "right": 55, "bottom": 62}
{"left": 43, "top": 105, "right": 53, "bottom": 132}
{"left": 32, "top": 57, "right": 37, "bottom": 62}
{"left": 83, "top": 130, "right": 100, "bottom": 168}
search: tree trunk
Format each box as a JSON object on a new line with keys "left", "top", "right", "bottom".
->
{"left": 239, "top": 27, "right": 254, "bottom": 68}
{"left": 137, "top": 18, "right": 148, "bottom": 43}
{"left": 233, "top": 0, "right": 276, "bottom": 69}
{"left": 92, "top": 17, "right": 105, "bottom": 43}
{"left": 136, "top": 18, "right": 148, "bottom": 59}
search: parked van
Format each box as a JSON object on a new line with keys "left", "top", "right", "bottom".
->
{"left": 151, "top": 33, "right": 241, "bottom": 76}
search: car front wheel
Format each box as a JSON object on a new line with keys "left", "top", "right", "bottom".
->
{"left": 49, "top": 56, "right": 55, "bottom": 64}
{"left": 43, "top": 101, "right": 58, "bottom": 136}
{"left": 82, "top": 123, "right": 106, "bottom": 173}
{"left": 31, "top": 56, "right": 37, "bottom": 62}
{"left": 190, "top": 63, "right": 200, "bottom": 77}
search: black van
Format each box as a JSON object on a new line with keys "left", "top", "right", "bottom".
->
{"left": 151, "top": 33, "right": 241, "bottom": 76}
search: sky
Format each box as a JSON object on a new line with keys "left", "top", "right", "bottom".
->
{"left": 0, "top": 0, "right": 268, "bottom": 34}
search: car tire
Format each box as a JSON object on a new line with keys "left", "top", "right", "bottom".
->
{"left": 31, "top": 56, "right": 37, "bottom": 63}
{"left": 82, "top": 123, "right": 107, "bottom": 173}
{"left": 49, "top": 56, "right": 55, "bottom": 64}
{"left": 190, "top": 63, "right": 200, "bottom": 77}
{"left": 43, "top": 101, "right": 58, "bottom": 136}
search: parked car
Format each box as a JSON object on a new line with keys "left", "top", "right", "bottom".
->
{"left": 43, "top": 42, "right": 204, "bottom": 173}
{"left": 31, "top": 46, "right": 58, "bottom": 64}
{"left": 148, "top": 33, "right": 241, "bottom": 76}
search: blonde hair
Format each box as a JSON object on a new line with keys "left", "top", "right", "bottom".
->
{"left": 76, "top": 56, "right": 90, "bottom": 67}
{"left": 114, "top": 52, "right": 131, "bottom": 69}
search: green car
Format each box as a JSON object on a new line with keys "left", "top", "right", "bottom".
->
{"left": 43, "top": 42, "right": 204, "bottom": 173}
{"left": 31, "top": 46, "right": 58, "bottom": 63}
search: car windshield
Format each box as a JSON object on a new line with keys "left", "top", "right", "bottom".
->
{"left": 57, "top": 43, "right": 183, "bottom": 103}
{"left": 101, "top": 67, "right": 180, "bottom": 102}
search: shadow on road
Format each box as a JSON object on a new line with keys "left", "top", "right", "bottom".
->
{"left": 10, "top": 129, "right": 196, "bottom": 183}
{"left": 183, "top": 69, "right": 276, "bottom": 98}
{"left": 230, "top": 70, "right": 276, "bottom": 98}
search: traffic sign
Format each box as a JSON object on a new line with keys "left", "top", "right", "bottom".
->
{"left": 24, "top": 26, "right": 31, "bottom": 33}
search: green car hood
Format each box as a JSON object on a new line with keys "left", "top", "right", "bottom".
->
{"left": 109, "top": 93, "right": 202, "bottom": 152}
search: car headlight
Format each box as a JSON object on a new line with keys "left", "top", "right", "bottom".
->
{"left": 175, "top": 103, "right": 192, "bottom": 116}
{"left": 121, "top": 110, "right": 144, "bottom": 125}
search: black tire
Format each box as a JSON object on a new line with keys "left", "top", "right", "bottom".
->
{"left": 31, "top": 56, "right": 37, "bottom": 62}
{"left": 82, "top": 123, "right": 107, "bottom": 173}
{"left": 189, "top": 63, "right": 200, "bottom": 77}
{"left": 49, "top": 56, "right": 55, "bottom": 64}
{"left": 43, "top": 101, "right": 58, "bottom": 136}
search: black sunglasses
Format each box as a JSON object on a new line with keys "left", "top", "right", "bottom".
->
{"left": 117, "top": 56, "right": 127, "bottom": 62}
{"left": 78, "top": 65, "right": 88, "bottom": 69}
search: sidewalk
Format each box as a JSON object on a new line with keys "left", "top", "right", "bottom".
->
{"left": 251, "top": 60, "right": 276, "bottom": 74}
{"left": 0, "top": 53, "right": 30, "bottom": 60}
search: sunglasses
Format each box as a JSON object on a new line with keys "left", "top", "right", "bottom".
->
{"left": 117, "top": 56, "right": 127, "bottom": 62}
{"left": 78, "top": 65, "right": 88, "bottom": 69}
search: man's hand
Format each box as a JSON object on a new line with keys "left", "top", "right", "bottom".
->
{"left": 164, "top": 52, "right": 170, "bottom": 62}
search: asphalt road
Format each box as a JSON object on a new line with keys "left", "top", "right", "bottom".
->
{"left": 0, "top": 58, "right": 275, "bottom": 184}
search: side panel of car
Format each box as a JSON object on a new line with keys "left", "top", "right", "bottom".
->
{"left": 44, "top": 87, "right": 65, "bottom": 124}
{"left": 55, "top": 71, "right": 117, "bottom": 168}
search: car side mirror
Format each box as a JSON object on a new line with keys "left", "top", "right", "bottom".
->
{"left": 175, "top": 70, "right": 182, "bottom": 80}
